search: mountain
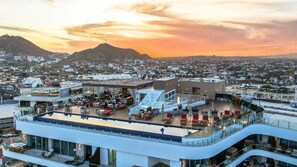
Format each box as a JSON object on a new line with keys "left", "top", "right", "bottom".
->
{"left": 67, "top": 43, "right": 151, "bottom": 63}
{"left": 261, "top": 53, "right": 297, "bottom": 59}
{"left": 0, "top": 35, "right": 53, "bottom": 57}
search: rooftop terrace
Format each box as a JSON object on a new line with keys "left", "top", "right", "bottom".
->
{"left": 14, "top": 100, "right": 246, "bottom": 143}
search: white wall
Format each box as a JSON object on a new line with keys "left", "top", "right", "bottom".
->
{"left": 30, "top": 101, "right": 36, "bottom": 107}
{"left": 16, "top": 120, "right": 297, "bottom": 161}
{"left": 100, "top": 148, "right": 109, "bottom": 165}
{"left": 116, "top": 151, "right": 148, "bottom": 167}
{"left": 170, "top": 160, "right": 182, "bottom": 167}
{"left": 76, "top": 143, "right": 85, "bottom": 157}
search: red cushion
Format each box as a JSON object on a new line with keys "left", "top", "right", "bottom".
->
{"left": 225, "top": 110, "right": 230, "bottom": 115}
{"left": 203, "top": 115, "right": 208, "bottom": 120}
{"left": 192, "top": 114, "right": 199, "bottom": 120}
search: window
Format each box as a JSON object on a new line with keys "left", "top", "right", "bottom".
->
{"left": 36, "top": 136, "right": 42, "bottom": 150}
{"left": 42, "top": 138, "right": 48, "bottom": 151}
{"left": 108, "top": 149, "right": 116, "bottom": 165}
{"left": 27, "top": 135, "right": 48, "bottom": 151}
{"left": 61, "top": 141, "right": 68, "bottom": 155}
{"left": 27, "top": 135, "right": 36, "bottom": 148}
{"left": 53, "top": 140, "right": 60, "bottom": 154}
{"left": 53, "top": 139, "right": 76, "bottom": 156}
{"left": 69, "top": 143, "right": 76, "bottom": 156}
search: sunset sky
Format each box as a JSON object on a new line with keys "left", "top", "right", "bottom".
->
{"left": 1, "top": 0, "right": 297, "bottom": 57}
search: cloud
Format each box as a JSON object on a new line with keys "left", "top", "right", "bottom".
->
{"left": 129, "top": 3, "right": 170, "bottom": 18}
{"left": 61, "top": 1, "right": 297, "bottom": 57}
{"left": 0, "top": 25, "right": 39, "bottom": 33}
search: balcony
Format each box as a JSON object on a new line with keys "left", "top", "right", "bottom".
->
{"left": 217, "top": 144, "right": 297, "bottom": 167}
{"left": 2, "top": 137, "right": 90, "bottom": 167}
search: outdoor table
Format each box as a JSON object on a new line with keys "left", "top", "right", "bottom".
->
{"left": 10, "top": 142, "right": 27, "bottom": 148}
{"left": 99, "top": 109, "right": 105, "bottom": 115}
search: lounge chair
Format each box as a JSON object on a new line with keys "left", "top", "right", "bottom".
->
{"left": 180, "top": 113, "right": 187, "bottom": 125}
{"left": 192, "top": 114, "right": 199, "bottom": 126}
{"left": 224, "top": 110, "right": 231, "bottom": 118}
{"left": 117, "top": 104, "right": 126, "bottom": 110}
{"left": 235, "top": 110, "right": 241, "bottom": 118}
{"left": 107, "top": 105, "right": 114, "bottom": 110}
{"left": 77, "top": 156, "right": 85, "bottom": 164}
{"left": 44, "top": 149, "right": 54, "bottom": 158}
{"left": 135, "top": 113, "right": 141, "bottom": 120}
{"left": 201, "top": 115, "right": 209, "bottom": 127}
{"left": 102, "top": 109, "right": 113, "bottom": 116}
{"left": 144, "top": 113, "right": 153, "bottom": 120}
{"left": 213, "top": 116, "right": 220, "bottom": 124}
{"left": 164, "top": 113, "right": 174, "bottom": 124}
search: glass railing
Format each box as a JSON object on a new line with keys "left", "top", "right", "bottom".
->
{"left": 2, "top": 136, "right": 104, "bottom": 167}
{"left": 183, "top": 112, "right": 297, "bottom": 146}
{"left": 263, "top": 117, "right": 297, "bottom": 131}
{"left": 217, "top": 144, "right": 297, "bottom": 167}
{"left": 183, "top": 111, "right": 261, "bottom": 146}
{"left": 15, "top": 109, "right": 297, "bottom": 147}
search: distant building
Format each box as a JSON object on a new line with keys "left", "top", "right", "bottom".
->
{"left": 22, "top": 77, "right": 43, "bottom": 88}
{"left": 177, "top": 78, "right": 225, "bottom": 100}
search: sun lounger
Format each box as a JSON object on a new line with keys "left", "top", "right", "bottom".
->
{"left": 180, "top": 113, "right": 187, "bottom": 125}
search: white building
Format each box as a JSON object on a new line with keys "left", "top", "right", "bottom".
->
{"left": 22, "top": 77, "right": 43, "bottom": 88}
{"left": 2, "top": 84, "right": 297, "bottom": 167}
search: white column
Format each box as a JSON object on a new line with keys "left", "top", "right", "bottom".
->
{"left": 30, "top": 101, "right": 36, "bottom": 107}
{"left": 100, "top": 148, "right": 109, "bottom": 165}
{"left": 76, "top": 144, "right": 85, "bottom": 157}
{"left": 48, "top": 139, "right": 53, "bottom": 150}
{"left": 92, "top": 146, "right": 97, "bottom": 155}
{"left": 170, "top": 160, "right": 181, "bottom": 167}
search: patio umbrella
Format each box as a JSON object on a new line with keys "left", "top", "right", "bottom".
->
{"left": 189, "top": 105, "right": 192, "bottom": 122}
{"left": 187, "top": 98, "right": 192, "bottom": 121}
{"left": 229, "top": 102, "right": 233, "bottom": 113}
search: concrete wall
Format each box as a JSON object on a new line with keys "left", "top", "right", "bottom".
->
{"left": 153, "top": 78, "right": 178, "bottom": 93}
{"left": 177, "top": 80, "right": 225, "bottom": 100}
